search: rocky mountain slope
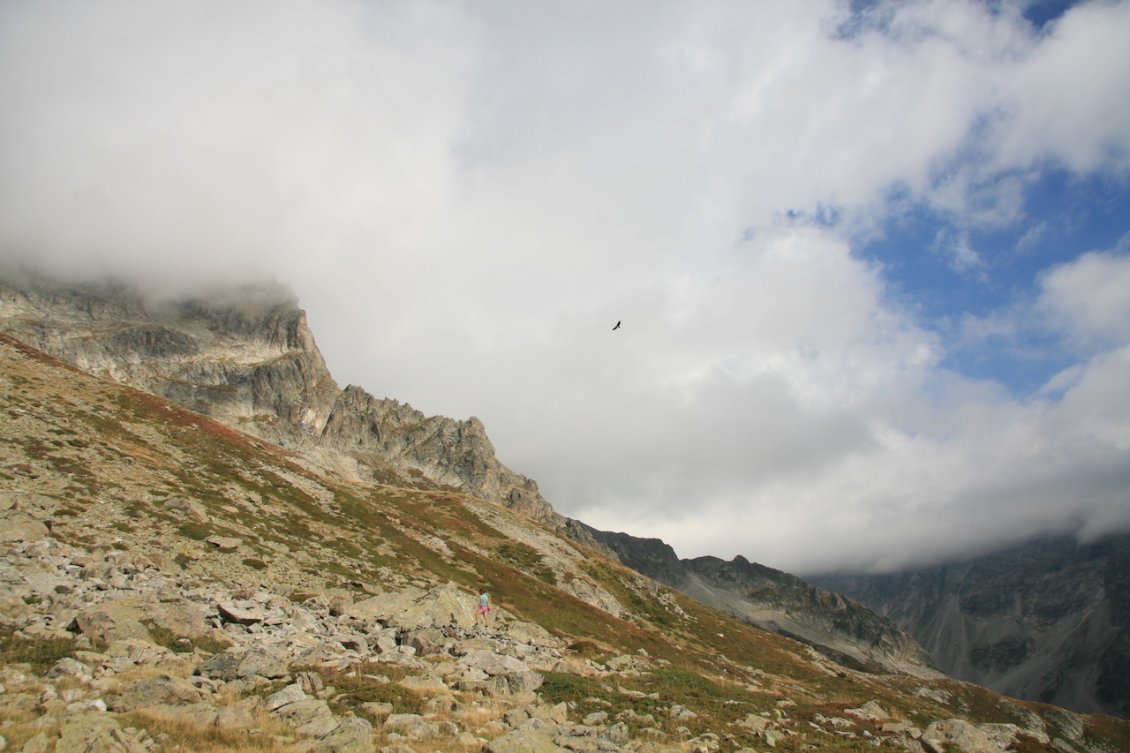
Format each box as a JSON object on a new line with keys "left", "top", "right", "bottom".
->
{"left": 0, "top": 274, "right": 930, "bottom": 678}
{"left": 0, "top": 275, "right": 555, "bottom": 522}
{"left": 813, "top": 535, "right": 1130, "bottom": 720}
{"left": 583, "top": 527, "right": 936, "bottom": 677}
{"left": 4, "top": 332, "right": 1129, "bottom": 753}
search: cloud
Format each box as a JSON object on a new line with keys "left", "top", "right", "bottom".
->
{"left": 1038, "top": 248, "right": 1130, "bottom": 346}
{"left": 1, "top": 0, "right": 1128, "bottom": 574}
{"left": 989, "top": 0, "right": 1130, "bottom": 174}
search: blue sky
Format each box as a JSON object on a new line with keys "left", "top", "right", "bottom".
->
{"left": 861, "top": 169, "right": 1130, "bottom": 393}
{"left": 2, "top": 0, "right": 1129, "bottom": 574}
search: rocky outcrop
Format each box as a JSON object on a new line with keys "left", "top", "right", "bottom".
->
{"left": 581, "top": 525, "right": 939, "bottom": 677}
{"left": 813, "top": 534, "right": 1130, "bottom": 718}
{"left": 0, "top": 276, "right": 556, "bottom": 520}
{"left": 321, "top": 385, "right": 552, "bottom": 520}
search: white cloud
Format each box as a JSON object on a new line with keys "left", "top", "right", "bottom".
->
{"left": 1, "top": 0, "right": 1128, "bottom": 574}
{"left": 990, "top": 0, "right": 1130, "bottom": 174}
{"left": 1039, "top": 249, "right": 1130, "bottom": 345}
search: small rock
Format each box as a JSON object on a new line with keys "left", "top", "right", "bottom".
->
{"left": 583, "top": 711, "right": 608, "bottom": 725}
{"left": 206, "top": 535, "right": 242, "bottom": 552}
{"left": 845, "top": 699, "right": 888, "bottom": 721}
{"left": 264, "top": 683, "right": 307, "bottom": 711}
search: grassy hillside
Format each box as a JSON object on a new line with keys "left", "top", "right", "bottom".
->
{"left": 2, "top": 331, "right": 1128, "bottom": 753}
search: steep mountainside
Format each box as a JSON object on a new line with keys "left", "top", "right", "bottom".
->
{"left": 4, "top": 332, "right": 1129, "bottom": 753}
{"left": 0, "top": 276, "right": 554, "bottom": 522}
{"left": 583, "top": 527, "right": 937, "bottom": 677}
{"left": 0, "top": 274, "right": 936, "bottom": 679}
{"left": 813, "top": 535, "right": 1130, "bottom": 719}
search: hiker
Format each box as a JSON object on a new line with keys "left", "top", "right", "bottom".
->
{"left": 474, "top": 588, "right": 491, "bottom": 627}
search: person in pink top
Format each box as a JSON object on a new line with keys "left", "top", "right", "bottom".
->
{"left": 474, "top": 588, "right": 491, "bottom": 627}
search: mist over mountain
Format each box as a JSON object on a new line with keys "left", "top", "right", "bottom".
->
{"left": 813, "top": 534, "right": 1130, "bottom": 719}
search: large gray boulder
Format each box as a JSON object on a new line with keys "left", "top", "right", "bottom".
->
{"left": 196, "top": 647, "right": 288, "bottom": 681}
{"left": 920, "top": 719, "right": 1000, "bottom": 753}
{"left": 311, "top": 717, "right": 375, "bottom": 753}
{"left": 460, "top": 649, "right": 531, "bottom": 676}
{"left": 106, "top": 674, "right": 203, "bottom": 712}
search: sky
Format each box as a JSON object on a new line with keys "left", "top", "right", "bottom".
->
{"left": 2, "top": 0, "right": 1129, "bottom": 575}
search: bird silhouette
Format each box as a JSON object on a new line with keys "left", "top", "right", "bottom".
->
{"left": 612, "top": 321, "right": 621, "bottom": 331}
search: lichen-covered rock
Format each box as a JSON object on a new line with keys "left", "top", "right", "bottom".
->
{"left": 920, "top": 719, "right": 1000, "bottom": 753}
{"left": 196, "top": 647, "right": 288, "bottom": 681}
{"left": 105, "top": 674, "right": 203, "bottom": 711}
{"left": 69, "top": 603, "right": 150, "bottom": 644}
{"left": 460, "top": 649, "right": 530, "bottom": 676}
{"left": 311, "top": 717, "right": 375, "bottom": 753}
{"left": 486, "top": 718, "right": 567, "bottom": 753}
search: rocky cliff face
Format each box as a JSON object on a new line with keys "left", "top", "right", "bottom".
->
{"left": 0, "top": 276, "right": 557, "bottom": 522}
{"left": 813, "top": 534, "right": 1130, "bottom": 718}
{"left": 582, "top": 526, "right": 939, "bottom": 677}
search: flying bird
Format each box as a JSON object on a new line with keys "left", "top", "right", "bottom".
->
{"left": 612, "top": 321, "right": 621, "bottom": 331}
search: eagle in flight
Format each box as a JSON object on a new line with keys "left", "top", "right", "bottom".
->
{"left": 612, "top": 321, "right": 621, "bottom": 331}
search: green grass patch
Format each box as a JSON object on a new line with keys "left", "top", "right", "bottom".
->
{"left": 0, "top": 624, "right": 79, "bottom": 673}
{"left": 538, "top": 671, "right": 607, "bottom": 702}
{"left": 142, "top": 621, "right": 232, "bottom": 655}
{"left": 316, "top": 665, "right": 425, "bottom": 721}
{"left": 118, "top": 710, "right": 290, "bottom": 753}
{"left": 495, "top": 542, "right": 557, "bottom": 586}
{"left": 177, "top": 522, "right": 213, "bottom": 540}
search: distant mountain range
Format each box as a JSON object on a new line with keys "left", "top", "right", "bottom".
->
{"left": 813, "top": 534, "right": 1130, "bottom": 718}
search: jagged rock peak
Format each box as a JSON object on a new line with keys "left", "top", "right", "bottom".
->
{"left": 0, "top": 273, "right": 557, "bottom": 522}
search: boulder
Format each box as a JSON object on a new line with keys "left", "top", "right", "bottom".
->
{"left": 216, "top": 600, "right": 266, "bottom": 625}
{"left": 310, "top": 717, "right": 375, "bottom": 753}
{"left": 104, "top": 638, "right": 176, "bottom": 666}
{"left": 346, "top": 587, "right": 424, "bottom": 622}
{"left": 164, "top": 496, "right": 210, "bottom": 523}
{"left": 196, "top": 647, "right": 288, "bottom": 681}
{"left": 53, "top": 713, "right": 141, "bottom": 753}
{"left": 507, "top": 671, "right": 545, "bottom": 693}
{"left": 487, "top": 718, "right": 566, "bottom": 753}
{"left": 397, "top": 583, "right": 476, "bottom": 629}
{"left": 845, "top": 699, "right": 888, "bottom": 721}
{"left": 264, "top": 683, "right": 307, "bottom": 711}
{"left": 46, "top": 657, "right": 91, "bottom": 680}
{"left": 272, "top": 698, "right": 338, "bottom": 737}
{"left": 459, "top": 649, "right": 531, "bottom": 676}
{"left": 383, "top": 713, "right": 439, "bottom": 740}
{"left": 920, "top": 719, "right": 1000, "bottom": 753}
{"left": 106, "top": 675, "right": 203, "bottom": 711}
{"left": 0, "top": 511, "right": 49, "bottom": 543}
{"left": 70, "top": 603, "right": 151, "bottom": 644}
{"left": 503, "top": 619, "right": 561, "bottom": 647}
{"left": 206, "top": 535, "right": 242, "bottom": 552}
{"left": 147, "top": 598, "right": 212, "bottom": 638}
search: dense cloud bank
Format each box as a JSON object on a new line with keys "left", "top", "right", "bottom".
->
{"left": 2, "top": 1, "right": 1128, "bottom": 573}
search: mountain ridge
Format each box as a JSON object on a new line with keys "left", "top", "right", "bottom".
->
{"left": 581, "top": 525, "right": 937, "bottom": 678}
{"left": 2, "top": 279, "right": 1129, "bottom": 750}
{"left": 813, "top": 533, "right": 1130, "bottom": 719}
{"left": 0, "top": 274, "right": 934, "bottom": 678}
